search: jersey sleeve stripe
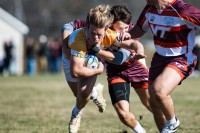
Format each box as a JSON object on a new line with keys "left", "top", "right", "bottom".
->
{"left": 180, "top": 13, "right": 200, "bottom": 26}
{"left": 154, "top": 40, "right": 188, "bottom": 48}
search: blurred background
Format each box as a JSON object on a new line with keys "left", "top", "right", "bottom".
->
{"left": 0, "top": 1, "right": 200, "bottom": 133}
{"left": 0, "top": 0, "right": 199, "bottom": 77}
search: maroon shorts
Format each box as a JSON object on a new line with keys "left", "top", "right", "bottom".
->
{"left": 149, "top": 52, "right": 197, "bottom": 84}
{"left": 106, "top": 60, "right": 149, "bottom": 89}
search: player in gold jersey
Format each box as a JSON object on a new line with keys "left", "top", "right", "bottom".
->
{"left": 66, "top": 5, "right": 146, "bottom": 133}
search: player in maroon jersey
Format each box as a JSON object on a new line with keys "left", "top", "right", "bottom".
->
{"left": 106, "top": 5, "right": 151, "bottom": 133}
{"left": 129, "top": 0, "right": 200, "bottom": 132}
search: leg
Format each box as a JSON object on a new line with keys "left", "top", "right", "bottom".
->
{"left": 76, "top": 75, "right": 97, "bottom": 110}
{"left": 148, "top": 84, "right": 166, "bottom": 131}
{"left": 66, "top": 70, "right": 106, "bottom": 112}
{"left": 135, "top": 88, "right": 151, "bottom": 112}
{"left": 68, "top": 80, "right": 106, "bottom": 112}
{"left": 114, "top": 100, "right": 138, "bottom": 128}
{"left": 150, "top": 67, "right": 181, "bottom": 131}
{"left": 67, "top": 81, "right": 78, "bottom": 97}
{"left": 109, "top": 82, "right": 146, "bottom": 133}
{"left": 63, "top": 57, "right": 78, "bottom": 97}
{"left": 69, "top": 75, "right": 97, "bottom": 133}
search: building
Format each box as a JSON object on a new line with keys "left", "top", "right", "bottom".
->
{"left": 0, "top": 7, "right": 29, "bottom": 75}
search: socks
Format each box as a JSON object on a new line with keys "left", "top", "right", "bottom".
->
{"left": 168, "top": 115, "right": 176, "bottom": 124}
{"left": 72, "top": 105, "right": 80, "bottom": 116}
{"left": 133, "top": 121, "right": 145, "bottom": 133}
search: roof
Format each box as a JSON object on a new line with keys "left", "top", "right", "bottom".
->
{"left": 0, "top": 7, "right": 29, "bottom": 34}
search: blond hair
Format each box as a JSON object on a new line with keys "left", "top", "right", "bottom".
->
{"left": 86, "top": 5, "right": 113, "bottom": 29}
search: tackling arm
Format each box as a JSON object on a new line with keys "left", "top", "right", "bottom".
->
{"left": 129, "top": 24, "right": 146, "bottom": 39}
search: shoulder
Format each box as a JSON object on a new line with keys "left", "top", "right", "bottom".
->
{"left": 73, "top": 19, "right": 87, "bottom": 30}
{"left": 173, "top": 0, "right": 200, "bottom": 25}
{"left": 61, "top": 21, "right": 74, "bottom": 33}
{"left": 62, "top": 19, "right": 87, "bottom": 33}
{"left": 174, "top": 0, "right": 200, "bottom": 17}
{"left": 68, "top": 28, "right": 87, "bottom": 53}
{"left": 137, "top": 5, "right": 154, "bottom": 24}
{"left": 101, "top": 29, "right": 118, "bottom": 47}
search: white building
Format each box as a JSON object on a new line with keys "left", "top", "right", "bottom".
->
{"left": 0, "top": 7, "right": 29, "bottom": 75}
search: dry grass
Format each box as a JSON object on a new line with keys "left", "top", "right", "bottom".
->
{"left": 0, "top": 73, "right": 200, "bottom": 133}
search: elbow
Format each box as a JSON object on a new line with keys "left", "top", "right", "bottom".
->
{"left": 110, "top": 51, "right": 124, "bottom": 65}
{"left": 111, "top": 48, "right": 131, "bottom": 65}
{"left": 71, "top": 69, "right": 81, "bottom": 78}
{"left": 71, "top": 73, "right": 79, "bottom": 78}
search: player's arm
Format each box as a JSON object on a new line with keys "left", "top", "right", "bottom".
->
{"left": 96, "top": 49, "right": 115, "bottom": 62}
{"left": 115, "top": 36, "right": 146, "bottom": 63}
{"left": 62, "top": 29, "right": 72, "bottom": 44}
{"left": 129, "top": 24, "right": 146, "bottom": 39}
{"left": 61, "top": 22, "right": 74, "bottom": 58}
{"left": 129, "top": 5, "right": 150, "bottom": 39}
{"left": 120, "top": 39, "right": 146, "bottom": 59}
{"left": 180, "top": 3, "right": 200, "bottom": 28}
{"left": 120, "top": 39, "right": 143, "bottom": 53}
{"left": 62, "top": 19, "right": 87, "bottom": 43}
{"left": 87, "top": 34, "right": 145, "bottom": 64}
{"left": 70, "top": 54, "right": 104, "bottom": 78}
{"left": 61, "top": 22, "right": 74, "bottom": 44}
{"left": 87, "top": 44, "right": 115, "bottom": 62}
{"left": 62, "top": 31, "right": 71, "bottom": 58}
{"left": 62, "top": 20, "right": 87, "bottom": 56}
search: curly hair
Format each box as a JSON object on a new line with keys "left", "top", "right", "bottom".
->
{"left": 86, "top": 5, "right": 114, "bottom": 29}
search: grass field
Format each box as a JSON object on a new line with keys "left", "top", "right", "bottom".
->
{"left": 0, "top": 73, "right": 200, "bottom": 133}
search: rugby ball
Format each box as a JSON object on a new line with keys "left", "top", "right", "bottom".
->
{"left": 85, "top": 55, "right": 99, "bottom": 69}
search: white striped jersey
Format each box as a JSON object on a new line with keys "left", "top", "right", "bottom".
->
{"left": 137, "top": 0, "right": 200, "bottom": 57}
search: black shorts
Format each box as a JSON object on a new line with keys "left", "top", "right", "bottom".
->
{"left": 109, "top": 82, "right": 130, "bottom": 105}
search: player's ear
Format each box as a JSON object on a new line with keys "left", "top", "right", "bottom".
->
{"left": 104, "top": 27, "right": 109, "bottom": 35}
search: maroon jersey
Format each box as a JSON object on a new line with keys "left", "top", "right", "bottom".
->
{"left": 106, "top": 22, "right": 148, "bottom": 89}
{"left": 73, "top": 19, "right": 87, "bottom": 30}
{"left": 137, "top": 0, "right": 200, "bottom": 57}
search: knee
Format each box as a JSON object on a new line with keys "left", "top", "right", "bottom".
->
{"left": 150, "top": 86, "right": 167, "bottom": 104}
{"left": 154, "top": 92, "right": 165, "bottom": 103}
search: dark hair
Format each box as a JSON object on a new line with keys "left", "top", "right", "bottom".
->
{"left": 111, "top": 5, "right": 132, "bottom": 25}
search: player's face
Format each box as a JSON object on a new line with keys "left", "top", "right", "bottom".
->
{"left": 112, "top": 21, "right": 129, "bottom": 33}
{"left": 88, "top": 24, "right": 106, "bottom": 46}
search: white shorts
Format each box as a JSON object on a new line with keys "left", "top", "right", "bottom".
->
{"left": 62, "top": 55, "right": 78, "bottom": 82}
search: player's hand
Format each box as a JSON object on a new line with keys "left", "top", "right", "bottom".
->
{"left": 87, "top": 45, "right": 100, "bottom": 55}
{"left": 129, "top": 52, "right": 146, "bottom": 61}
{"left": 117, "top": 32, "right": 131, "bottom": 42}
{"left": 97, "top": 61, "right": 104, "bottom": 73}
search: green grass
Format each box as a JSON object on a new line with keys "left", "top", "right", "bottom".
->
{"left": 0, "top": 73, "right": 200, "bottom": 133}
